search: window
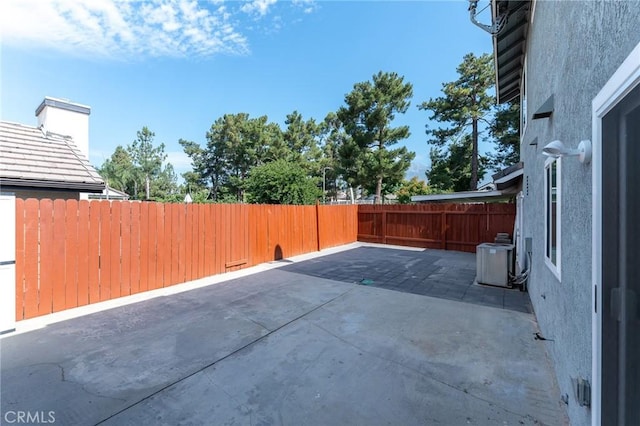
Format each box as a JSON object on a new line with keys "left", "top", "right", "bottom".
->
{"left": 544, "top": 157, "right": 561, "bottom": 278}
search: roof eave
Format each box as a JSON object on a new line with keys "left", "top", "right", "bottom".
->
{"left": 492, "top": 0, "right": 532, "bottom": 104}
{"left": 411, "top": 190, "right": 510, "bottom": 203}
{"left": 0, "top": 178, "right": 105, "bottom": 193}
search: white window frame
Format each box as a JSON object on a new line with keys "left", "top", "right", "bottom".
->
{"left": 591, "top": 41, "right": 640, "bottom": 426}
{"left": 544, "top": 156, "right": 561, "bottom": 280}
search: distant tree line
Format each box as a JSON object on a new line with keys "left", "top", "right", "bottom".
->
{"left": 98, "top": 55, "right": 519, "bottom": 204}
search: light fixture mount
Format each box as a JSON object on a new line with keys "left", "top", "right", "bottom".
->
{"left": 542, "top": 139, "right": 592, "bottom": 164}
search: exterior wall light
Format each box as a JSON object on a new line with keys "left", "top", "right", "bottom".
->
{"left": 542, "top": 140, "right": 592, "bottom": 164}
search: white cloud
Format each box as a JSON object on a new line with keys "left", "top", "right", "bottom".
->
{"left": 0, "top": 0, "right": 250, "bottom": 58}
{"left": 292, "top": 0, "right": 317, "bottom": 14}
{"left": 240, "top": 0, "right": 277, "bottom": 17}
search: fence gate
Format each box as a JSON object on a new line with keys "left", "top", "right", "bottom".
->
{"left": 0, "top": 195, "right": 16, "bottom": 333}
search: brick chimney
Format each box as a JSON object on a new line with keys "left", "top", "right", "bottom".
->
{"left": 35, "top": 97, "right": 91, "bottom": 159}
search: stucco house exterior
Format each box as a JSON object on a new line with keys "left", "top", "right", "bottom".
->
{"left": 0, "top": 98, "right": 105, "bottom": 199}
{"left": 489, "top": 1, "right": 640, "bottom": 424}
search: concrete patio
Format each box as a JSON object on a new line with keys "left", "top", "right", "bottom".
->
{"left": 281, "top": 245, "right": 532, "bottom": 313}
{"left": 1, "top": 244, "right": 567, "bottom": 425}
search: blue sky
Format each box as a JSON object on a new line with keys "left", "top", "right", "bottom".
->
{"left": 0, "top": 0, "right": 494, "bottom": 181}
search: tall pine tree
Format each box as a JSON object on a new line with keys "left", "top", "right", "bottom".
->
{"left": 338, "top": 71, "right": 415, "bottom": 203}
{"left": 419, "top": 53, "right": 494, "bottom": 190}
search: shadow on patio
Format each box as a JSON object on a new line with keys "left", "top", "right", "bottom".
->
{"left": 280, "top": 245, "right": 532, "bottom": 314}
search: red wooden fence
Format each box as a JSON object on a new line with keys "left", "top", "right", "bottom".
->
{"left": 357, "top": 203, "right": 516, "bottom": 253}
{"left": 14, "top": 200, "right": 358, "bottom": 321}
{"left": 14, "top": 200, "right": 513, "bottom": 321}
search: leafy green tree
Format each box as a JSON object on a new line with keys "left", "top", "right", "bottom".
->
{"left": 419, "top": 53, "right": 494, "bottom": 190}
{"left": 337, "top": 71, "right": 415, "bottom": 204}
{"left": 317, "top": 113, "right": 344, "bottom": 200}
{"left": 100, "top": 128, "right": 175, "bottom": 200}
{"left": 316, "top": 112, "right": 354, "bottom": 199}
{"left": 127, "top": 127, "right": 167, "bottom": 200}
{"left": 278, "top": 111, "right": 323, "bottom": 181}
{"left": 151, "top": 163, "right": 179, "bottom": 201}
{"left": 215, "top": 114, "right": 258, "bottom": 201}
{"left": 360, "top": 146, "right": 415, "bottom": 198}
{"left": 98, "top": 145, "right": 136, "bottom": 194}
{"left": 396, "top": 177, "right": 433, "bottom": 204}
{"left": 245, "top": 159, "right": 321, "bottom": 205}
{"left": 427, "top": 134, "right": 489, "bottom": 192}
{"left": 187, "top": 113, "right": 283, "bottom": 202}
{"left": 179, "top": 133, "right": 229, "bottom": 202}
{"left": 283, "top": 111, "right": 320, "bottom": 160}
{"left": 488, "top": 100, "right": 520, "bottom": 169}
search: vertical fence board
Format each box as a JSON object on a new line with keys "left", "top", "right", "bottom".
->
{"left": 238, "top": 204, "right": 246, "bottom": 270}
{"left": 64, "top": 200, "right": 79, "bottom": 310}
{"left": 243, "top": 205, "right": 249, "bottom": 267}
{"left": 216, "top": 205, "right": 224, "bottom": 273}
{"left": 177, "top": 204, "right": 186, "bottom": 283}
{"left": 120, "top": 202, "right": 131, "bottom": 297}
{"left": 307, "top": 205, "right": 312, "bottom": 251}
{"left": 185, "top": 204, "right": 193, "bottom": 281}
{"left": 162, "top": 203, "right": 172, "bottom": 287}
{"left": 211, "top": 204, "right": 218, "bottom": 274}
{"left": 88, "top": 202, "right": 101, "bottom": 304}
{"left": 247, "top": 206, "right": 255, "bottom": 267}
{"left": 280, "top": 206, "right": 287, "bottom": 258}
{"left": 287, "top": 206, "right": 294, "bottom": 256}
{"left": 191, "top": 204, "right": 204, "bottom": 280}
{"left": 291, "top": 206, "right": 298, "bottom": 256}
{"left": 198, "top": 206, "right": 205, "bottom": 278}
{"left": 230, "top": 204, "right": 237, "bottom": 269}
{"left": 23, "top": 199, "right": 40, "bottom": 319}
{"left": 129, "top": 203, "right": 141, "bottom": 295}
{"left": 203, "top": 205, "right": 214, "bottom": 277}
{"left": 51, "top": 200, "right": 67, "bottom": 312}
{"left": 229, "top": 204, "right": 237, "bottom": 270}
{"left": 222, "top": 204, "right": 230, "bottom": 269}
{"left": 189, "top": 204, "right": 198, "bottom": 279}
{"left": 232, "top": 204, "right": 238, "bottom": 267}
{"left": 309, "top": 206, "right": 318, "bottom": 252}
{"left": 14, "top": 199, "right": 25, "bottom": 321}
{"left": 263, "top": 205, "right": 271, "bottom": 263}
{"left": 155, "top": 203, "right": 165, "bottom": 288}
{"left": 147, "top": 203, "right": 157, "bottom": 290}
{"left": 109, "top": 201, "right": 121, "bottom": 300}
{"left": 139, "top": 203, "right": 149, "bottom": 293}
{"left": 77, "top": 201, "right": 90, "bottom": 307}
{"left": 297, "top": 206, "right": 304, "bottom": 256}
{"left": 234, "top": 204, "right": 241, "bottom": 268}
{"left": 253, "top": 205, "right": 264, "bottom": 265}
{"left": 170, "top": 204, "right": 180, "bottom": 285}
{"left": 98, "top": 201, "right": 111, "bottom": 302}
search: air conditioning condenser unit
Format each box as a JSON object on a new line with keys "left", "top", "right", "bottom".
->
{"left": 476, "top": 243, "right": 515, "bottom": 287}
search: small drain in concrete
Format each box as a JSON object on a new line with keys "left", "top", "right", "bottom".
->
{"left": 360, "top": 278, "right": 375, "bottom": 286}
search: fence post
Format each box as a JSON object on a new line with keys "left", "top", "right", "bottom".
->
{"left": 316, "top": 200, "right": 321, "bottom": 251}
{"left": 381, "top": 209, "right": 387, "bottom": 244}
{"left": 441, "top": 211, "right": 447, "bottom": 250}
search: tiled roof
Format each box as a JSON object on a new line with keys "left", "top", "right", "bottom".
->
{"left": 0, "top": 121, "right": 105, "bottom": 192}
